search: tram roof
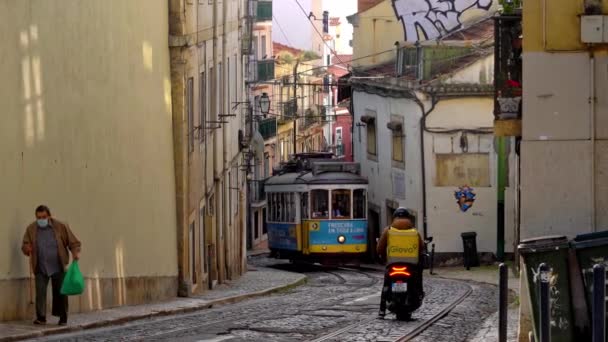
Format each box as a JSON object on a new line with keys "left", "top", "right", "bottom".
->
{"left": 264, "top": 171, "right": 367, "bottom": 186}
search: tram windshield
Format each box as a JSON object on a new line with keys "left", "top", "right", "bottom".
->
{"left": 331, "top": 189, "right": 351, "bottom": 219}
{"left": 311, "top": 190, "right": 329, "bottom": 219}
{"left": 353, "top": 189, "right": 367, "bottom": 219}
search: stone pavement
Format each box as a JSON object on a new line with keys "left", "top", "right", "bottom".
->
{"left": 0, "top": 266, "right": 306, "bottom": 342}
{"left": 431, "top": 264, "right": 520, "bottom": 342}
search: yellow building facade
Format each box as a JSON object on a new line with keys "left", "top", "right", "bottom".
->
{"left": 0, "top": 0, "right": 178, "bottom": 321}
{"left": 168, "top": 0, "right": 248, "bottom": 296}
{"left": 518, "top": 0, "right": 608, "bottom": 340}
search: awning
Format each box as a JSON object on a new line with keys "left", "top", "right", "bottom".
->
{"left": 387, "top": 121, "right": 403, "bottom": 132}
{"left": 360, "top": 115, "right": 375, "bottom": 124}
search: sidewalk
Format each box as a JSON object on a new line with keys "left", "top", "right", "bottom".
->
{"left": 0, "top": 266, "right": 306, "bottom": 342}
{"left": 429, "top": 264, "right": 520, "bottom": 342}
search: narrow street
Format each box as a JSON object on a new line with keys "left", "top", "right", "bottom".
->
{"left": 29, "top": 259, "right": 500, "bottom": 342}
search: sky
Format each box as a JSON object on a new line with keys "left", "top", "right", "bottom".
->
{"left": 272, "top": 0, "right": 358, "bottom": 55}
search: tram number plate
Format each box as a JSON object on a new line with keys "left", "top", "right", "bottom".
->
{"left": 392, "top": 282, "right": 407, "bottom": 293}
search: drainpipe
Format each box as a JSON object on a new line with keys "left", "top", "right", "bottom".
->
{"left": 414, "top": 93, "right": 438, "bottom": 241}
{"left": 590, "top": 50, "right": 597, "bottom": 232}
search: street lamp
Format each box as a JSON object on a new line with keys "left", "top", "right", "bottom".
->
{"left": 259, "top": 92, "right": 270, "bottom": 116}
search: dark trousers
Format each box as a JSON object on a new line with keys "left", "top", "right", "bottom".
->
{"left": 35, "top": 272, "right": 68, "bottom": 321}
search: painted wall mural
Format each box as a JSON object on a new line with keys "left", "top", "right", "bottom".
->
{"left": 454, "top": 185, "right": 476, "bottom": 212}
{"left": 392, "top": 0, "right": 493, "bottom": 42}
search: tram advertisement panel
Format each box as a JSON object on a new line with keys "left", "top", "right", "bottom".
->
{"left": 267, "top": 223, "right": 298, "bottom": 250}
{"left": 309, "top": 220, "right": 367, "bottom": 246}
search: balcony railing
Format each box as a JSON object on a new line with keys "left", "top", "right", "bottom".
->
{"left": 256, "top": 1, "right": 272, "bottom": 22}
{"left": 281, "top": 99, "right": 297, "bottom": 121}
{"left": 250, "top": 180, "right": 266, "bottom": 203}
{"left": 257, "top": 59, "right": 275, "bottom": 82}
{"left": 258, "top": 118, "right": 277, "bottom": 140}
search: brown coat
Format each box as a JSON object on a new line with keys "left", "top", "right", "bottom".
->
{"left": 376, "top": 218, "right": 423, "bottom": 263}
{"left": 22, "top": 218, "right": 81, "bottom": 272}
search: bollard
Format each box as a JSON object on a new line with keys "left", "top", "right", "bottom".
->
{"left": 538, "top": 263, "right": 551, "bottom": 342}
{"left": 498, "top": 263, "right": 508, "bottom": 342}
{"left": 592, "top": 264, "right": 606, "bottom": 342}
{"left": 430, "top": 243, "right": 435, "bottom": 275}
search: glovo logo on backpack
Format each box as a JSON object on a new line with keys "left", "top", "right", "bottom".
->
{"left": 387, "top": 228, "right": 419, "bottom": 263}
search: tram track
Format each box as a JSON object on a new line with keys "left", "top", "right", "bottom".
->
{"left": 308, "top": 279, "right": 473, "bottom": 342}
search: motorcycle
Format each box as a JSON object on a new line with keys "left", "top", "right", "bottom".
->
{"left": 384, "top": 236, "right": 433, "bottom": 321}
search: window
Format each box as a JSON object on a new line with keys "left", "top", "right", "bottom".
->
{"left": 301, "top": 192, "right": 309, "bottom": 220}
{"left": 261, "top": 35, "right": 267, "bottom": 58}
{"left": 435, "top": 153, "right": 491, "bottom": 187}
{"left": 218, "top": 63, "right": 223, "bottom": 115}
{"left": 354, "top": 189, "right": 367, "bottom": 219}
{"left": 200, "top": 71, "right": 206, "bottom": 143}
{"left": 252, "top": 37, "right": 258, "bottom": 60}
{"left": 331, "top": 189, "right": 351, "bottom": 219}
{"left": 267, "top": 193, "right": 295, "bottom": 223}
{"left": 209, "top": 66, "right": 215, "bottom": 124}
{"left": 227, "top": 58, "right": 230, "bottom": 114}
{"left": 366, "top": 119, "right": 377, "bottom": 157}
{"left": 187, "top": 77, "right": 194, "bottom": 153}
{"left": 311, "top": 190, "right": 329, "bottom": 219}
{"left": 390, "top": 115, "right": 405, "bottom": 166}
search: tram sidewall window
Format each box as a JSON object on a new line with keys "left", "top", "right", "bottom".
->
{"left": 331, "top": 189, "right": 351, "bottom": 219}
{"left": 311, "top": 190, "right": 329, "bottom": 219}
{"left": 267, "top": 192, "right": 297, "bottom": 223}
{"left": 301, "top": 192, "right": 309, "bottom": 220}
{"left": 353, "top": 189, "right": 367, "bottom": 219}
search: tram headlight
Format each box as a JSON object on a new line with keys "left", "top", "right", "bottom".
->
{"left": 337, "top": 235, "right": 346, "bottom": 244}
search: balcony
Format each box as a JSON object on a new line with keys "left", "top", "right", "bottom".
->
{"left": 302, "top": 108, "right": 319, "bottom": 128}
{"left": 257, "top": 59, "right": 275, "bottom": 82}
{"left": 493, "top": 11, "right": 522, "bottom": 136}
{"left": 250, "top": 180, "right": 266, "bottom": 203}
{"left": 258, "top": 118, "right": 277, "bottom": 140}
{"left": 280, "top": 99, "right": 297, "bottom": 122}
{"left": 256, "top": 0, "right": 272, "bottom": 22}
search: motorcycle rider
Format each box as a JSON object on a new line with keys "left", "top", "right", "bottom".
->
{"left": 376, "top": 207, "right": 424, "bottom": 318}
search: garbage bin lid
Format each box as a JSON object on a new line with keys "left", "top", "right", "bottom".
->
{"left": 572, "top": 236, "right": 608, "bottom": 250}
{"left": 573, "top": 230, "right": 608, "bottom": 242}
{"left": 518, "top": 235, "right": 569, "bottom": 254}
{"left": 461, "top": 231, "right": 477, "bottom": 238}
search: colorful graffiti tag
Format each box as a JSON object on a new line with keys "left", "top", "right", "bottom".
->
{"left": 392, "top": 0, "right": 493, "bottom": 42}
{"left": 454, "top": 185, "right": 476, "bottom": 212}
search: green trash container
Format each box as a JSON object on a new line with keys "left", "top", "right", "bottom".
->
{"left": 571, "top": 230, "right": 608, "bottom": 338}
{"left": 518, "top": 235, "right": 575, "bottom": 342}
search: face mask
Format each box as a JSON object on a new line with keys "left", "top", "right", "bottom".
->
{"left": 37, "top": 219, "right": 49, "bottom": 227}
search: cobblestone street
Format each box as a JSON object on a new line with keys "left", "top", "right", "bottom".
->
{"left": 23, "top": 258, "right": 509, "bottom": 342}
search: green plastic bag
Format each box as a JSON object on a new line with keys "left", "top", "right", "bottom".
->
{"left": 60, "top": 260, "right": 85, "bottom": 296}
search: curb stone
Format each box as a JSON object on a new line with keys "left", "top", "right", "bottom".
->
{"left": 0, "top": 275, "right": 307, "bottom": 342}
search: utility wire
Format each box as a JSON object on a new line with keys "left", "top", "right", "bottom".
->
{"left": 293, "top": 0, "right": 347, "bottom": 68}
{"left": 273, "top": 15, "right": 294, "bottom": 48}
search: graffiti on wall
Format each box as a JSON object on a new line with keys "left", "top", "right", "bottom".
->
{"left": 454, "top": 185, "right": 476, "bottom": 212}
{"left": 392, "top": 0, "right": 493, "bottom": 42}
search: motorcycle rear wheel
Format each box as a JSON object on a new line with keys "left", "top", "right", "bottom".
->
{"left": 395, "top": 311, "right": 412, "bottom": 321}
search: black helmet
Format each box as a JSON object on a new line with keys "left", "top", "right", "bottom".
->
{"left": 393, "top": 207, "right": 412, "bottom": 219}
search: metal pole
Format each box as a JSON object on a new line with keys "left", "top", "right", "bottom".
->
{"left": 592, "top": 264, "right": 606, "bottom": 342}
{"left": 430, "top": 243, "right": 435, "bottom": 275}
{"left": 293, "top": 62, "right": 299, "bottom": 156}
{"left": 499, "top": 263, "right": 508, "bottom": 342}
{"left": 539, "top": 263, "right": 551, "bottom": 342}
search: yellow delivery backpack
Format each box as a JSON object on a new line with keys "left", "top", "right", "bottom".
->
{"left": 386, "top": 227, "right": 420, "bottom": 264}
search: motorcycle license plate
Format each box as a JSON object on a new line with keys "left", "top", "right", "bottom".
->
{"left": 392, "top": 282, "right": 407, "bottom": 293}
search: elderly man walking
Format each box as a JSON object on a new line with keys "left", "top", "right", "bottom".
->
{"left": 22, "top": 205, "right": 81, "bottom": 326}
